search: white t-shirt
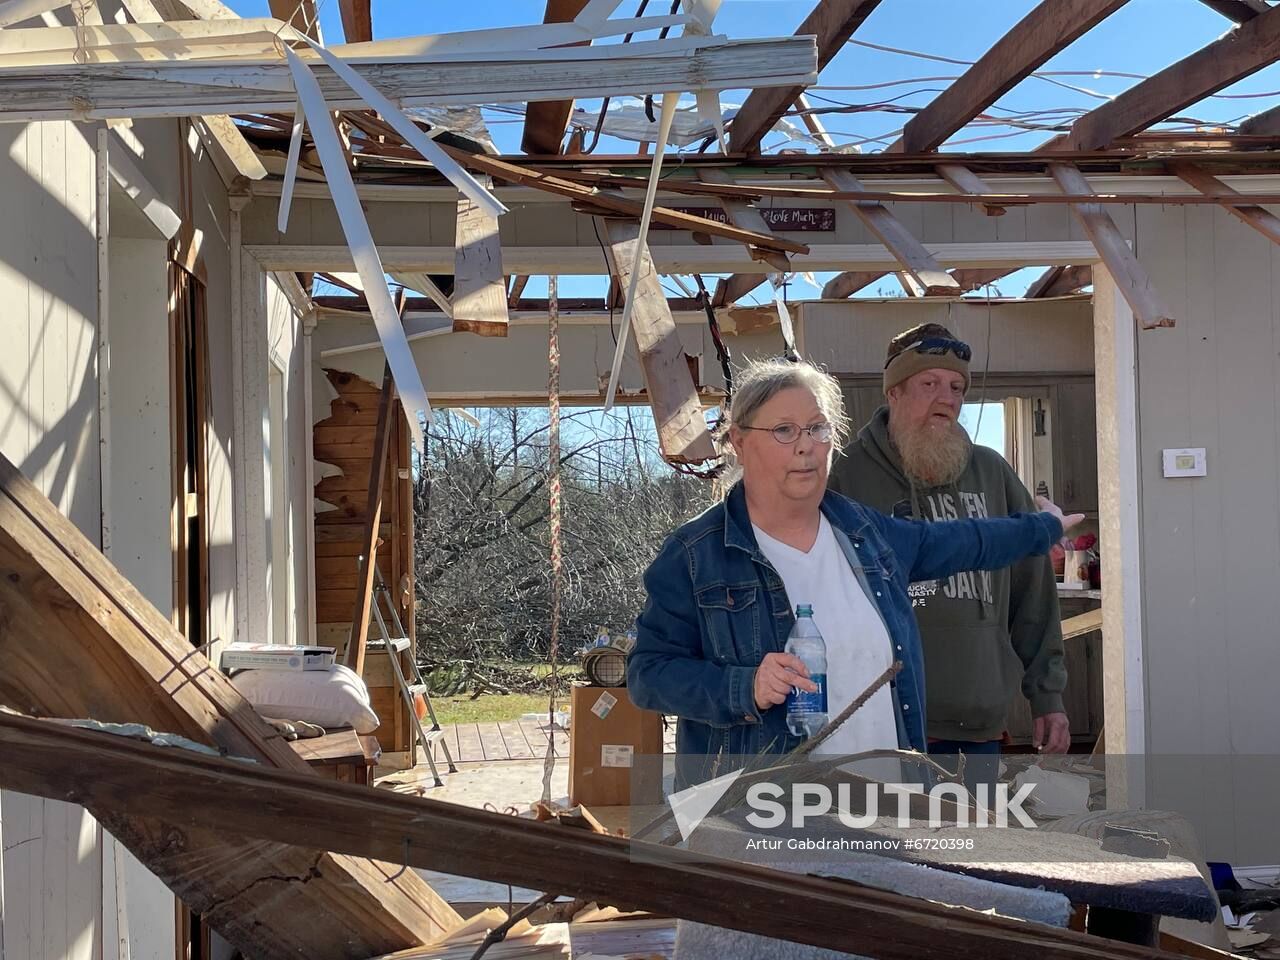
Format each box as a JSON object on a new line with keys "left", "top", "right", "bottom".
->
{"left": 752, "top": 515, "right": 899, "bottom": 758}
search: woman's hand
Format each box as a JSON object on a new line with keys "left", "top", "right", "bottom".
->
{"left": 754, "top": 652, "right": 816, "bottom": 711}
{"left": 1035, "top": 494, "right": 1086, "bottom": 537}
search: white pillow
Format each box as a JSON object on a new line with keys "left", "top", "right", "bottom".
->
{"left": 232, "top": 664, "right": 380, "bottom": 734}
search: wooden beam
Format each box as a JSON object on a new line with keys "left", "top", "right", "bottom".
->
{"left": 602, "top": 219, "right": 716, "bottom": 465}
{"left": 194, "top": 114, "right": 268, "bottom": 182}
{"left": 0, "top": 451, "right": 459, "bottom": 959}
{"left": 267, "top": 0, "right": 319, "bottom": 39}
{"left": 698, "top": 167, "right": 790, "bottom": 309}
{"left": 441, "top": 146, "right": 808, "bottom": 256}
{"left": 337, "top": 0, "right": 371, "bottom": 42}
{"left": 950, "top": 267, "right": 1018, "bottom": 292}
{"left": 345, "top": 363, "right": 396, "bottom": 676}
{"left": 1198, "top": 0, "right": 1270, "bottom": 22}
{"left": 1238, "top": 102, "right": 1280, "bottom": 135}
{"left": 1062, "top": 607, "right": 1104, "bottom": 641}
{"left": 1049, "top": 164, "right": 1173, "bottom": 328}
{"left": 714, "top": 274, "right": 769, "bottom": 307}
{"left": 821, "top": 271, "right": 888, "bottom": 298}
{"left": 1170, "top": 160, "right": 1280, "bottom": 245}
{"left": 522, "top": 0, "right": 590, "bottom": 155}
{"left": 452, "top": 174, "right": 510, "bottom": 336}
{"left": 0, "top": 710, "right": 1197, "bottom": 960}
{"left": 1025, "top": 264, "right": 1093, "bottom": 298}
{"left": 936, "top": 163, "right": 1007, "bottom": 216}
{"left": 697, "top": 168, "right": 792, "bottom": 272}
{"left": 727, "top": 0, "right": 883, "bottom": 154}
{"left": 0, "top": 36, "right": 816, "bottom": 122}
{"left": 897, "top": 272, "right": 925, "bottom": 297}
{"left": 893, "top": 0, "right": 1131, "bottom": 153}
{"left": 249, "top": 240, "right": 1101, "bottom": 276}
{"left": 503, "top": 167, "right": 1280, "bottom": 207}
{"left": 1063, "top": 4, "right": 1280, "bottom": 151}
{"left": 507, "top": 274, "right": 531, "bottom": 308}
{"left": 821, "top": 168, "right": 961, "bottom": 296}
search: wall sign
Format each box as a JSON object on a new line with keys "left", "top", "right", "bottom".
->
{"left": 652, "top": 207, "right": 836, "bottom": 232}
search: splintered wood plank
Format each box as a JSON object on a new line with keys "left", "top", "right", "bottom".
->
{"left": 1170, "top": 161, "right": 1280, "bottom": 246}
{"left": 821, "top": 271, "right": 887, "bottom": 298}
{"left": 728, "top": 0, "right": 884, "bottom": 153}
{"left": 1048, "top": 164, "right": 1173, "bottom": 328}
{"left": 452, "top": 175, "right": 509, "bottom": 336}
{"left": 894, "top": 0, "right": 1131, "bottom": 153}
{"left": 1064, "top": 4, "right": 1280, "bottom": 150}
{"left": 0, "top": 711, "right": 1199, "bottom": 960}
{"left": 821, "top": 168, "right": 961, "bottom": 296}
{"left": 0, "top": 451, "right": 459, "bottom": 959}
{"left": 601, "top": 220, "right": 716, "bottom": 465}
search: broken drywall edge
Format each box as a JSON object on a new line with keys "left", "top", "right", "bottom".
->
{"left": 313, "top": 460, "right": 343, "bottom": 481}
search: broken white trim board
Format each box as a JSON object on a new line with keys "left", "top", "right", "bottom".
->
{"left": 0, "top": 38, "right": 817, "bottom": 120}
{"left": 277, "top": 98, "right": 304, "bottom": 233}
{"left": 604, "top": 90, "right": 678, "bottom": 411}
{"left": 286, "top": 47, "right": 430, "bottom": 449}
{"left": 328, "top": 14, "right": 692, "bottom": 59}
{"left": 299, "top": 35, "right": 506, "bottom": 220}
{"left": 0, "top": 0, "right": 72, "bottom": 27}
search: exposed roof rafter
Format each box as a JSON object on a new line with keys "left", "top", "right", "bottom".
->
{"left": 892, "top": 0, "right": 1131, "bottom": 154}
{"left": 727, "top": 0, "right": 883, "bottom": 154}
{"left": 1063, "top": 4, "right": 1280, "bottom": 151}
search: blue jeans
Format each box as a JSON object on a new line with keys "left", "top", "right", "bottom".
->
{"left": 927, "top": 738, "right": 1001, "bottom": 797}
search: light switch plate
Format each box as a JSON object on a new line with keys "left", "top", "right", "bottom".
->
{"left": 1162, "top": 447, "right": 1207, "bottom": 478}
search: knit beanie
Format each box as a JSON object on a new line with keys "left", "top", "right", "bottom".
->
{"left": 882, "top": 322, "right": 972, "bottom": 395}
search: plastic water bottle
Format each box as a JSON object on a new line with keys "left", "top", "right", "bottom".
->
{"left": 784, "top": 604, "right": 828, "bottom": 738}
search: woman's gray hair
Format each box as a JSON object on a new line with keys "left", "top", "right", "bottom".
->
{"left": 725, "top": 359, "right": 852, "bottom": 450}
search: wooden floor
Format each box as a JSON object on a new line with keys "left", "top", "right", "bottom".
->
{"left": 439, "top": 717, "right": 677, "bottom": 763}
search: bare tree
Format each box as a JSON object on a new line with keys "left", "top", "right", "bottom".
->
{"left": 413, "top": 406, "right": 713, "bottom": 689}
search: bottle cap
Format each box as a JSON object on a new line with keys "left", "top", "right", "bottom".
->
{"left": 796, "top": 604, "right": 814, "bottom": 617}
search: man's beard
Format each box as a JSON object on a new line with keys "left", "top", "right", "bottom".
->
{"left": 892, "top": 416, "right": 972, "bottom": 487}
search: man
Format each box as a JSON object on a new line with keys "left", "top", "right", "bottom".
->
{"left": 829, "top": 322, "right": 1069, "bottom": 786}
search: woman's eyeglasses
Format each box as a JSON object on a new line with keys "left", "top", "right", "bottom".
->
{"left": 739, "top": 422, "right": 835, "bottom": 445}
{"left": 885, "top": 336, "right": 972, "bottom": 368}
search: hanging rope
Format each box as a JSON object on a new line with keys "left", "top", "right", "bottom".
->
{"left": 540, "top": 276, "right": 564, "bottom": 807}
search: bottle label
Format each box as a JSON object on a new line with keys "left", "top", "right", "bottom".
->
{"left": 786, "top": 673, "right": 827, "bottom": 715}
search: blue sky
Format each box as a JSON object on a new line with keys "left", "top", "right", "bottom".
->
{"left": 238, "top": 0, "right": 1278, "bottom": 301}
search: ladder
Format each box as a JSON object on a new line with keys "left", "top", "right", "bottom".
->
{"left": 367, "top": 566, "right": 456, "bottom": 786}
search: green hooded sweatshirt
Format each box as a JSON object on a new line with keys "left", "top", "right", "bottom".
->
{"left": 829, "top": 406, "right": 1067, "bottom": 742}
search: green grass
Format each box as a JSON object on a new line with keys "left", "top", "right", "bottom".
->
{"left": 429, "top": 692, "right": 566, "bottom": 725}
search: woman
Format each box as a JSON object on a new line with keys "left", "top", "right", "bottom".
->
{"left": 627, "top": 359, "right": 1081, "bottom": 790}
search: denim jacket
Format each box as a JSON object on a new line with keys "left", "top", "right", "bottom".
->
{"left": 627, "top": 482, "right": 1062, "bottom": 789}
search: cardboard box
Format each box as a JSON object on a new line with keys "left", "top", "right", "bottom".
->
{"left": 220, "top": 643, "right": 335, "bottom": 672}
{"left": 568, "top": 685, "right": 663, "bottom": 807}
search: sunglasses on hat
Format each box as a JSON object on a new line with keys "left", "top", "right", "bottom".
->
{"left": 884, "top": 336, "right": 972, "bottom": 369}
